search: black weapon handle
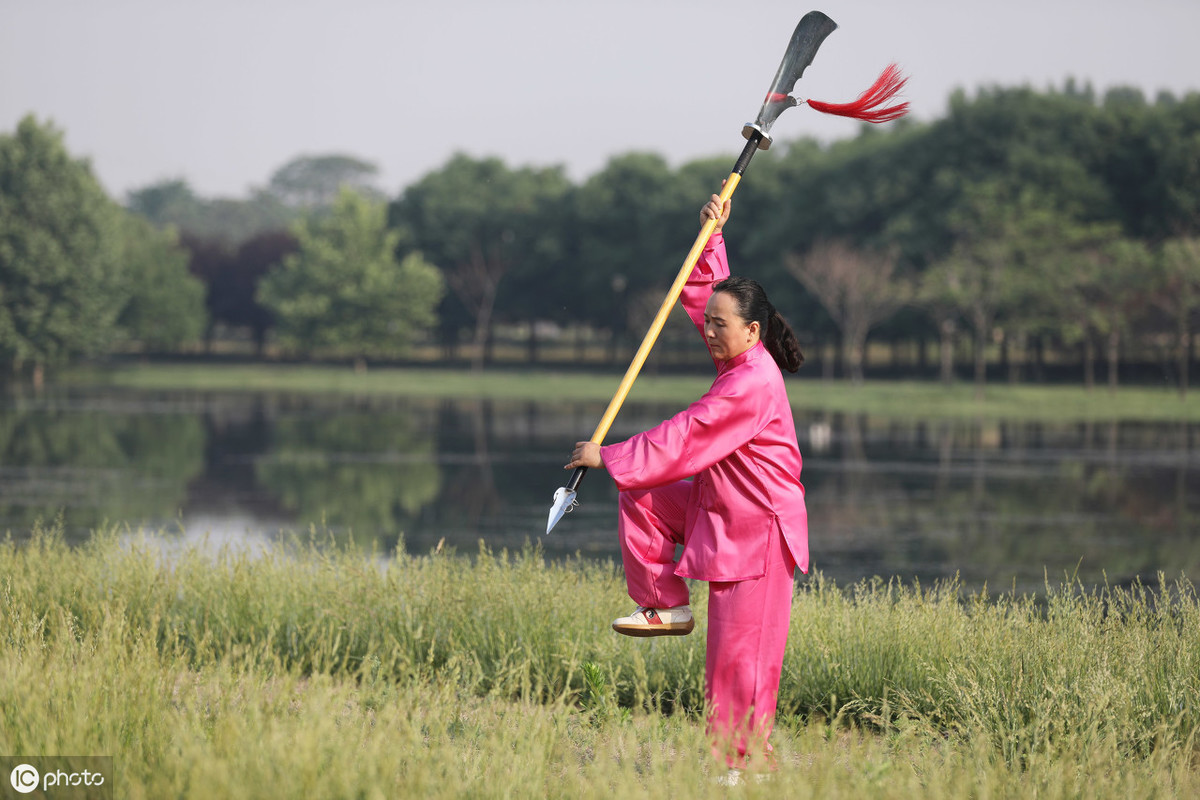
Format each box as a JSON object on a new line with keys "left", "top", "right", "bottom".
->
{"left": 566, "top": 465, "right": 587, "bottom": 493}
{"left": 733, "top": 130, "right": 763, "bottom": 176}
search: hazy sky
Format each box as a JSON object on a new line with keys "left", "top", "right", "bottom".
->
{"left": 2, "top": 0, "right": 1198, "bottom": 201}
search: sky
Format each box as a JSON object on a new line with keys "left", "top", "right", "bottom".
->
{"left": 2, "top": 0, "right": 1198, "bottom": 202}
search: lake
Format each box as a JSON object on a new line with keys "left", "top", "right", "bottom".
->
{"left": 1, "top": 385, "right": 1197, "bottom": 594}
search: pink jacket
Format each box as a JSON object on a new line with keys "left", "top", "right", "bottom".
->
{"left": 600, "top": 231, "right": 809, "bottom": 581}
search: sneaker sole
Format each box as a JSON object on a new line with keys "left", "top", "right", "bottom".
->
{"left": 611, "top": 619, "right": 695, "bottom": 637}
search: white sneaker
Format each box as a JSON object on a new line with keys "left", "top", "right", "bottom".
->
{"left": 714, "top": 768, "right": 771, "bottom": 786}
{"left": 611, "top": 605, "right": 694, "bottom": 637}
{"left": 715, "top": 768, "right": 743, "bottom": 787}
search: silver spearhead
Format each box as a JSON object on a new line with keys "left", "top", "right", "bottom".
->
{"left": 546, "top": 485, "right": 578, "bottom": 534}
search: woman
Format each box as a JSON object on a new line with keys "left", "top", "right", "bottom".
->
{"left": 565, "top": 193, "right": 808, "bottom": 770}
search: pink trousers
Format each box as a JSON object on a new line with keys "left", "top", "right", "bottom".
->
{"left": 618, "top": 481, "right": 797, "bottom": 767}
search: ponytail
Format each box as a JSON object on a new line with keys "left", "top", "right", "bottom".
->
{"left": 766, "top": 308, "right": 804, "bottom": 373}
{"left": 712, "top": 276, "right": 804, "bottom": 373}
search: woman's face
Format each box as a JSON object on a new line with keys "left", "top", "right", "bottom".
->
{"left": 704, "top": 290, "right": 760, "bottom": 362}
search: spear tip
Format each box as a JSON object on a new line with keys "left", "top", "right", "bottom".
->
{"left": 546, "top": 486, "right": 578, "bottom": 534}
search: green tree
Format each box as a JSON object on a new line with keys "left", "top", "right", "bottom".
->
{"left": 390, "top": 155, "right": 570, "bottom": 372}
{"left": 258, "top": 189, "right": 443, "bottom": 365}
{"left": 114, "top": 215, "right": 208, "bottom": 351}
{"left": 266, "top": 154, "right": 383, "bottom": 210}
{"left": 125, "top": 179, "right": 202, "bottom": 226}
{"left": 1096, "top": 90, "right": 1200, "bottom": 240}
{"left": 127, "top": 179, "right": 296, "bottom": 245}
{"left": 1158, "top": 237, "right": 1200, "bottom": 397}
{"left": 564, "top": 153, "right": 734, "bottom": 363}
{"left": 922, "top": 181, "right": 1068, "bottom": 399}
{"left": 916, "top": 271, "right": 962, "bottom": 385}
{"left": 572, "top": 154, "right": 693, "bottom": 331}
{"left": 1052, "top": 230, "right": 1150, "bottom": 391}
{"left": 0, "top": 115, "right": 127, "bottom": 385}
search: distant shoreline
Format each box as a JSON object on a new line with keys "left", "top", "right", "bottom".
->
{"left": 53, "top": 362, "right": 1200, "bottom": 423}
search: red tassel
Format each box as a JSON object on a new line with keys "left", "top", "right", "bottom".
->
{"left": 806, "top": 64, "right": 909, "bottom": 123}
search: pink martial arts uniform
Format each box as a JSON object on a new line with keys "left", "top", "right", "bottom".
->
{"left": 599, "top": 229, "right": 808, "bottom": 767}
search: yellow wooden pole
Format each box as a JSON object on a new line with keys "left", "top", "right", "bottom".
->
{"left": 588, "top": 171, "right": 742, "bottom": 444}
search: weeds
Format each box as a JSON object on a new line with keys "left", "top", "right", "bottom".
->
{"left": 1, "top": 522, "right": 1196, "bottom": 797}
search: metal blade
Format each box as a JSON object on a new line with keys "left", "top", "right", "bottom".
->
{"left": 744, "top": 10, "right": 839, "bottom": 147}
{"left": 546, "top": 486, "right": 578, "bottom": 534}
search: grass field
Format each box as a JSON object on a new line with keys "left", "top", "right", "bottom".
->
{"left": 2, "top": 526, "right": 1197, "bottom": 798}
{"left": 65, "top": 361, "right": 1200, "bottom": 422}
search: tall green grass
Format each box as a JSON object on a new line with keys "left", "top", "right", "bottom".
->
{"left": 2, "top": 525, "right": 1197, "bottom": 797}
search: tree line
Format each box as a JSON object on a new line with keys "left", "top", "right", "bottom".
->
{"left": 3, "top": 80, "right": 1200, "bottom": 393}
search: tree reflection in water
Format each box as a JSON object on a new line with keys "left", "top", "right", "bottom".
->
{"left": 0, "top": 390, "right": 205, "bottom": 537}
{"left": 1, "top": 387, "right": 1196, "bottom": 594}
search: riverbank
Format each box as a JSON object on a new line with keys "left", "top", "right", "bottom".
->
{"left": 61, "top": 362, "right": 1200, "bottom": 422}
{"left": 2, "top": 527, "right": 1196, "bottom": 797}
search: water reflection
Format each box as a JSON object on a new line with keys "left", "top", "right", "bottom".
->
{"left": 799, "top": 413, "right": 1200, "bottom": 591}
{"left": 255, "top": 404, "right": 442, "bottom": 549}
{"left": 1, "top": 386, "right": 1196, "bottom": 594}
{"left": 0, "top": 393, "right": 204, "bottom": 531}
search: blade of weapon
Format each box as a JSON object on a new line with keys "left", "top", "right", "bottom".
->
{"left": 744, "top": 10, "right": 838, "bottom": 148}
{"left": 547, "top": 11, "right": 840, "bottom": 534}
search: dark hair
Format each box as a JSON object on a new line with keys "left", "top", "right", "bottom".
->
{"left": 712, "top": 276, "right": 803, "bottom": 373}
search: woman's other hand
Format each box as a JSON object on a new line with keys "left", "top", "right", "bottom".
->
{"left": 565, "top": 441, "right": 604, "bottom": 470}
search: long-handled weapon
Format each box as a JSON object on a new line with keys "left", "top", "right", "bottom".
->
{"left": 547, "top": 10, "right": 907, "bottom": 534}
